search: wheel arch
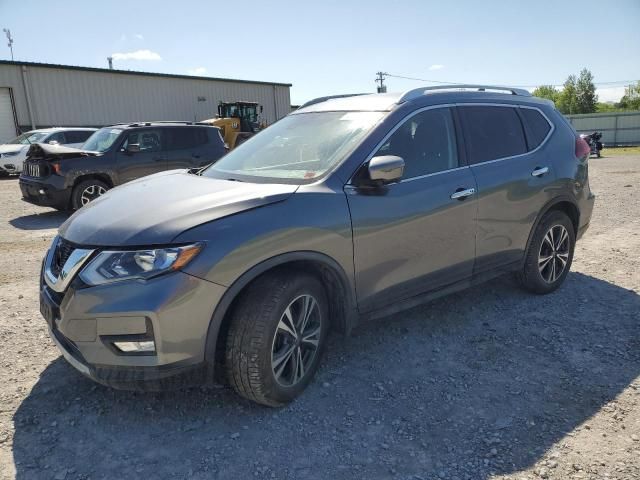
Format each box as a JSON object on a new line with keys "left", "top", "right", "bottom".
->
{"left": 204, "top": 251, "right": 357, "bottom": 365}
{"left": 523, "top": 196, "right": 580, "bottom": 264}
{"left": 71, "top": 172, "right": 115, "bottom": 189}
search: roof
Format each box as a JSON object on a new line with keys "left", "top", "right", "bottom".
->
{"left": 107, "top": 121, "right": 220, "bottom": 129}
{"left": 295, "top": 85, "right": 543, "bottom": 114}
{"left": 26, "top": 127, "right": 98, "bottom": 133}
{"left": 0, "top": 60, "right": 292, "bottom": 87}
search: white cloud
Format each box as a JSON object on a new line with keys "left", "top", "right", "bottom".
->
{"left": 429, "top": 64, "right": 444, "bottom": 71}
{"left": 187, "top": 67, "right": 207, "bottom": 76}
{"left": 135, "top": 33, "right": 144, "bottom": 40}
{"left": 111, "top": 49, "right": 162, "bottom": 61}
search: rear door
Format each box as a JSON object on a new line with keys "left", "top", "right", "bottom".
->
{"left": 165, "top": 127, "right": 212, "bottom": 170}
{"left": 346, "top": 106, "right": 477, "bottom": 312}
{"left": 458, "top": 104, "right": 555, "bottom": 274}
{"left": 116, "top": 128, "right": 167, "bottom": 183}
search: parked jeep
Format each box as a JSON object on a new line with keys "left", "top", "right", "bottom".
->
{"left": 19, "top": 122, "right": 226, "bottom": 210}
{"left": 39, "top": 86, "right": 594, "bottom": 406}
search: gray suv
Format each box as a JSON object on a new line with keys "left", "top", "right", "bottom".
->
{"left": 39, "top": 85, "right": 595, "bottom": 406}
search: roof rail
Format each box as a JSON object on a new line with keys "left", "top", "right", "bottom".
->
{"left": 398, "top": 84, "right": 532, "bottom": 103}
{"left": 298, "top": 93, "right": 369, "bottom": 109}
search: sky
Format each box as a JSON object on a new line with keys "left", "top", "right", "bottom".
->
{"left": 0, "top": 0, "right": 639, "bottom": 105}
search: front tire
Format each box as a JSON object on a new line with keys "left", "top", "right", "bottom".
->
{"left": 71, "top": 178, "right": 109, "bottom": 210}
{"left": 519, "top": 210, "right": 575, "bottom": 294}
{"left": 224, "top": 271, "right": 329, "bottom": 407}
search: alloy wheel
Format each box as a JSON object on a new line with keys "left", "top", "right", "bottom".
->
{"left": 271, "top": 294, "right": 322, "bottom": 387}
{"left": 538, "top": 224, "right": 570, "bottom": 283}
{"left": 80, "top": 184, "right": 107, "bottom": 205}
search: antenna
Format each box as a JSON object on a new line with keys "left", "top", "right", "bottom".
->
{"left": 2, "top": 28, "right": 14, "bottom": 61}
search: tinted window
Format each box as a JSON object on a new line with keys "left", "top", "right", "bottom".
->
{"left": 460, "top": 106, "right": 527, "bottom": 164}
{"left": 167, "top": 127, "right": 208, "bottom": 150}
{"left": 122, "top": 129, "right": 163, "bottom": 152}
{"left": 47, "top": 132, "right": 66, "bottom": 144}
{"left": 375, "top": 107, "right": 458, "bottom": 178}
{"left": 65, "top": 130, "right": 94, "bottom": 144}
{"left": 520, "top": 108, "right": 551, "bottom": 150}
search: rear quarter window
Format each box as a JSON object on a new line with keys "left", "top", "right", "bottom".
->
{"left": 459, "top": 106, "right": 527, "bottom": 164}
{"left": 520, "top": 108, "right": 552, "bottom": 150}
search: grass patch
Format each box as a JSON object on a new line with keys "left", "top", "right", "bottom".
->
{"left": 601, "top": 146, "right": 640, "bottom": 157}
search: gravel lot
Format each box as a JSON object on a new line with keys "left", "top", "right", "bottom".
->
{"left": 0, "top": 156, "right": 638, "bottom": 480}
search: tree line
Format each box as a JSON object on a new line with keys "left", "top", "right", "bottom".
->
{"left": 532, "top": 69, "right": 640, "bottom": 114}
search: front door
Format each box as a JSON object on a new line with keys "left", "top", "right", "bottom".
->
{"left": 116, "top": 128, "right": 167, "bottom": 183}
{"left": 346, "top": 107, "right": 477, "bottom": 313}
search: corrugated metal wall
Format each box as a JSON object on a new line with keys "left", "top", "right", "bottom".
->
{"left": 0, "top": 63, "right": 291, "bottom": 131}
{"left": 566, "top": 111, "right": 640, "bottom": 146}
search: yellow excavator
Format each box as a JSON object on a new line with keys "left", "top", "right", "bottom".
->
{"left": 202, "top": 101, "right": 265, "bottom": 150}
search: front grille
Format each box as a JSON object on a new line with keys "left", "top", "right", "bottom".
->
{"left": 51, "top": 238, "right": 76, "bottom": 277}
{"left": 24, "top": 161, "right": 48, "bottom": 178}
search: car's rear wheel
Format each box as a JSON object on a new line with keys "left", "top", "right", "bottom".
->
{"left": 519, "top": 210, "right": 575, "bottom": 294}
{"left": 71, "top": 178, "right": 109, "bottom": 210}
{"left": 224, "top": 271, "right": 329, "bottom": 407}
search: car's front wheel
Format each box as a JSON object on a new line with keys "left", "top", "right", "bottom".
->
{"left": 71, "top": 178, "right": 110, "bottom": 210}
{"left": 224, "top": 271, "right": 329, "bottom": 407}
{"left": 519, "top": 210, "right": 575, "bottom": 294}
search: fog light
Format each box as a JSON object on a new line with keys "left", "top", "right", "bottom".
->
{"left": 38, "top": 189, "right": 45, "bottom": 195}
{"left": 113, "top": 340, "right": 155, "bottom": 353}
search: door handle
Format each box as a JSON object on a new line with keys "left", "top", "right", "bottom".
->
{"left": 531, "top": 166, "right": 549, "bottom": 177}
{"left": 450, "top": 187, "right": 475, "bottom": 200}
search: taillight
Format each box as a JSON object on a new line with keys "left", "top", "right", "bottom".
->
{"left": 575, "top": 136, "right": 590, "bottom": 159}
{"left": 51, "top": 163, "right": 61, "bottom": 175}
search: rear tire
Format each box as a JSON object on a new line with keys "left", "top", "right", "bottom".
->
{"left": 224, "top": 271, "right": 329, "bottom": 407}
{"left": 518, "top": 210, "right": 575, "bottom": 294}
{"left": 71, "top": 178, "right": 109, "bottom": 210}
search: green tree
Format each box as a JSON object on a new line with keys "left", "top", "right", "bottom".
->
{"left": 616, "top": 81, "right": 640, "bottom": 110}
{"left": 575, "top": 68, "right": 597, "bottom": 113}
{"left": 557, "top": 75, "right": 578, "bottom": 114}
{"left": 532, "top": 85, "right": 560, "bottom": 103}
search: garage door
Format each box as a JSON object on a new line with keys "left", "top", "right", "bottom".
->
{"left": 0, "top": 88, "right": 17, "bottom": 143}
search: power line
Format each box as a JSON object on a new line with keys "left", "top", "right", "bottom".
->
{"left": 382, "top": 72, "right": 639, "bottom": 89}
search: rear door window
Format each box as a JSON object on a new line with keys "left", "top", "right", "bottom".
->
{"left": 65, "top": 130, "right": 94, "bottom": 144}
{"left": 459, "top": 106, "right": 527, "bottom": 164}
{"left": 520, "top": 108, "right": 552, "bottom": 150}
{"left": 166, "top": 127, "right": 208, "bottom": 150}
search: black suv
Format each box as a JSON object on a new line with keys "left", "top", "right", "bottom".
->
{"left": 19, "top": 122, "right": 226, "bottom": 210}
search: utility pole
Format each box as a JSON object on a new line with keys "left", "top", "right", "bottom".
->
{"left": 3, "top": 29, "right": 14, "bottom": 60}
{"left": 376, "top": 71, "right": 387, "bottom": 93}
{"left": 107, "top": 56, "right": 113, "bottom": 70}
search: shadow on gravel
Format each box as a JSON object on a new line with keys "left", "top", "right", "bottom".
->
{"left": 12, "top": 272, "right": 640, "bottom": 479}
{"left": 9, "top": 211, "right": 69, "bottom": 230}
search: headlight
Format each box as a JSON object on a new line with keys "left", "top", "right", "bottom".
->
{"left": 2, "top": 151, "right": 20, "bottom": 157}
{"left": 79, "top": 244, "right": 202, "bottom": 286}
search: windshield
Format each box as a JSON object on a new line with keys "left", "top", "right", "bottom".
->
{"left": 8, "top": 132, "right": 49, "bottom": 145}
{"left": 203, "top": 111, "right": 384, "bottom": 184}
{"left": 82, "top": 128, "right": 124, "bottom": 153}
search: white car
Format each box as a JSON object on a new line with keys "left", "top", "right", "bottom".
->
{"left": 0, "top": 127, "right": 96, "bottom": 175}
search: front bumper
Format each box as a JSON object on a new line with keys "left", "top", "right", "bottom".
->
{"left": 41, "top": 268, "right": 226, "bottom": 390}
{"left": 19, "top": 176, "right": 71, "bottom": 209}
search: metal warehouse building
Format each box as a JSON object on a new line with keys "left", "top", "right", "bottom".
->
{"left": 0, "top": 60, "right": 292, "bottom": 143}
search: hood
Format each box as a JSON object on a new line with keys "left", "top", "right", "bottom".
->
{"left": 26, "top": 142, "right": 100, "bottom": 160}
{"left": 0, "top": 144, "right": 27, "bottom": 155}
{"left": 59, "top": 170, "right": 298, "bottom": 246}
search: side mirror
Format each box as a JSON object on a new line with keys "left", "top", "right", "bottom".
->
{"left": 367, "top": 155, "right": 405, "bottom": 185}
{"left": 126, "top": 143, "right": 141, "bottom": 153}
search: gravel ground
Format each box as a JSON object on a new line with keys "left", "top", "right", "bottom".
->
{"left": 0, "top": 156, "right": 638, "bottom": 480}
